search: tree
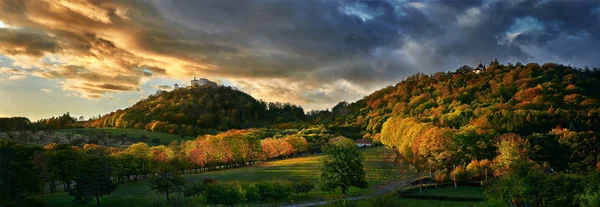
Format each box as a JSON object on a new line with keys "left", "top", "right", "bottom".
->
{"left": 271, "top": 180, "right": 293, "bottom": 204}
{"left": 151, "top": 138, "right": 161, "bottom": 146}
{"left": 321, "top": 137, "right": 367, "bottom": 195}
{"left": 183, "top": 181, "right": 203, "bottom": 199}
{"left": 0, "top": 140, "right": 41, "bottom": 206}
{"left": 294, "top": 178, "right": 315, "bottom": 196}
{"left": 256, "top": 181, "right": 275, "bottom": 204}
{"left": 242, "top": 183, "right": 260, "bottom": 205}
{"left": 45, "top": 144, "right": 82, "bottom": 192}
{"left": 203, "top": 181, "right": 244, "bottom": 207}
{"left": 148, "top": 163, "right": 185, "bottom": 201}
{"left": 69, "top": 151, "right": 116, "bottom": 205}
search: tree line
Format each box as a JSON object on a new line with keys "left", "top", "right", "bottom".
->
{"left": 1, "top": 132, "right": 369, "bottom": 206}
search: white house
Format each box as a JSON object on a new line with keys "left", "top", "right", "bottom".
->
{"left": 190, "top": 77, "right": 217, "bottom": 88}
{"left": 174, "top": 77, "right": 218, "bottom": 91}
{"left": 355, "top": 139, "right": 373, "bottom": 148}
{"left": 474, "top": 62, "right": 485, "bottom": 74}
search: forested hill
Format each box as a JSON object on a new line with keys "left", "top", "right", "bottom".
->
{"left": 82, "top": 85, "right": 306, "bottom": 135}
{"left": 318, "top": 61, "right": 600, "bottom": 136}
{"left": 313, "top": 61, "right": 600, "bottom": 172}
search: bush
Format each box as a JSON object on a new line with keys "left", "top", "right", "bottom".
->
{"left": 203, "top": 181, "right": 244, "bottom": 206}
{"left": 327, "top": 199, "right": 358, "bottom": 207}
{"left": 183, "top": 181, "right": 203, "bottom": 198}
{"left": 366, "top": 195, "right": 394, "bottom": 207}
{"left": 256, "top": 181, "right": 275, "bottom": 204}
{"left": 271, "top": 180, "right": 294, "bottom": 204}
{"left": 242, "top": 183, "right": 260, "bottom": 204}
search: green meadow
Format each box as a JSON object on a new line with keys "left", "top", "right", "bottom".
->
{"left": 57, "top": 128, "right": 195, "bottom": 144}
{"left": 38, "top": 147, "right": 402, "bottom": 206}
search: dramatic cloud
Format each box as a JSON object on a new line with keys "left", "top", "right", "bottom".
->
{"left": 8, "top": 75, "right": 26, "bottom": 81}
{"left": 151, "top": 84, "right": 172, "bottom": 90}
{"left": 1, "top": 0, "right": 600, "bottom": 110}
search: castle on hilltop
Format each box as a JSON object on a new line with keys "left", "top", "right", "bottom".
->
{"left": 473, "top": 62, "right": 485, "bottom": 74}
{"left": 174, "top": 77, "right": 217, "bottom": 90}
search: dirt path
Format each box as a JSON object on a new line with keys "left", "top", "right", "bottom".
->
{"left": 282, "top": 148, "right": 426, "bottom": 207}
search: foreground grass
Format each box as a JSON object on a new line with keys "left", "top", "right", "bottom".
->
{"left": 329, "top": 198, "right": 485, "bottom": 207}
{"left": 39, "top": 147, "right": 400, "bottom": 207}
{"left": 413, "top": 186, "right": 484, "bottom": 198}
{"left": 57, "top": 128, "right": 195, "bottom": 144}
{"left": 323, "top": 186, "right": 484, "bottom": 207}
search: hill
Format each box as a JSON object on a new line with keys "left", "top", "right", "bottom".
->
{"left": 313, "top": 61, "right": 600, "bottom": 172}
{"left": 81, "top": 85, "right": 306, "bottom": 136}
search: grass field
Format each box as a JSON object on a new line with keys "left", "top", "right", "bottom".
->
{"left": 414, "top": 186, "right": 484, "bottom": 198}
{"left": 38, "top": 147, "right": 401, "bottom": 207}
{"left": 56, "top": 128, "right": 196, "bottom": 144}
{"left": 326, "top": 186, "right": 485, "bottom": 207}
{"left": 335, "top": 198, "right": 485, "bottom": 207}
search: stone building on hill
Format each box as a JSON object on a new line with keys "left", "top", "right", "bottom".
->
{"left": 474, "top": 62, "right": 485, "bottom": 74}
{"left": 174, "top": 77, "right": 217, "bottom": 90}
{"left": 191, "top": 77, "right": 217, "bottom": 88}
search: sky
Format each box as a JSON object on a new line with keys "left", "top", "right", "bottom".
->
{"left": 1, "top": 0, "right": 600, "bottom": 121}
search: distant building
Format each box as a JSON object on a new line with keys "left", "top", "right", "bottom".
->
{"left": 173, "top": 77, "right": 218, "bottom": 91}
{"left": 190, "top": 77, "right": 217, "bottom": 88}
{"left": 355, "top": 139, "right": 373, "bottom": 148}
{"left": 474, "top": 62, "right": 485, "bottom": 74}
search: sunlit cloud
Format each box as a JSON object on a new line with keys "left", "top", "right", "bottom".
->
{"left": 8, "top": 75, "right": 26, "bottom": 81}
{"left": 40, "top": 88, "right": 52, "bottom": 93}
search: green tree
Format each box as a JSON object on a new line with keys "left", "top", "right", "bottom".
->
{"left": 271, "top": 180, "right": 293, "bottom": 204}
{"left": 256, "top": 181, "right": 275, "bottom": 204}
{"left": 68, "top": 151, "right": 116, "bottom": 205}
{"left": 580, "top": 171, "right": 600, "bottom": 207}
{"left": 321, "top": 137, "right": 367, "bottom": 195}
{"left": 0, "top": 140, "right": 41, "bottom": 206}
{"left": 46, "top": 144, "right": 82, "bottom": 192}
{"left": 294, "top": 178, "right": 315, "bottom": 196}
{"left": 203, "top": 182, "right": 245, "bottom": 207}
{"left": 183, "top": 181, "right": 203, "bottom": 199}
{"left": 148, "top": 163, "right": 185, "bottom": 202}
{"left": 242, "top": 183, "right": 260, "bottom": 205}
{"left": 151, "top": 138, "right": 161, "bottom": 146}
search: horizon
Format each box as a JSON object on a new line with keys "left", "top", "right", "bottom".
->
{"left": 3, "top": 0, "right": 600, "bottom": 121}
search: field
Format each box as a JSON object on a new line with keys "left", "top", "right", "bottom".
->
{"left": 338, "top": 198, "right": 484, "bottom": 207}
{"left": 325, "top": 186, "right": 485, "bottom": 207}
{"left": 414, "top": 186, "right": 484, "bottom": 198}
{"left": 56, "top": 128, "right": 196, "bottom": 144}
{"left": 38, "top": 147, "right": 401, "bottom": 206}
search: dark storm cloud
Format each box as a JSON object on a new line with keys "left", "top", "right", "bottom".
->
{"left": 1, "top": 0, "right": 599, "bottom": 108}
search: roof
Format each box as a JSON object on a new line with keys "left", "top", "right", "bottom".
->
{"left": 355, "top": 139, "right": 372, "bottom": 144}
